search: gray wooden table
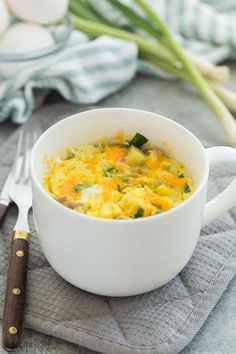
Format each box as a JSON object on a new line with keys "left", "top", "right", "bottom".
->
{"left": 1, "top": 65, "right": 236, "bottom": 353}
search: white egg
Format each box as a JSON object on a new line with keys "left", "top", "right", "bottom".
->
{"left": 7, "top": 0, "right": 68, "bottom": 25}
{"left": 0, "top": 0, "right": 10, "bottom": 37}
{"left": 0, "top": 23, "right": 54, "bottom": 77}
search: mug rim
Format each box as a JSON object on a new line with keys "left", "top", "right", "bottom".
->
{"left": 30, "top": 107, "right": 209, "bottom": 224}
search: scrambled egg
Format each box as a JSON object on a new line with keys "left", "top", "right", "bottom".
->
{"left": 44, "top": 132, "right": 194, "bottom": 219}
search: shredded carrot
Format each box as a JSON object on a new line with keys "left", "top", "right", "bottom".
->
{"left": 102, "top": 179, "right": 117, "bottom": 201}
{"left": 161, "top": 171, "right": 186, "bottom": 188}
{"left": 84, "top": 157, "right": 97, "bottom": 172}
{"left": 145, "top": 155, "right": 162, "bottom": 170}
{"left": 149, "top": 195, "right": 172, "bottom": 211}
{"left": 105, "top": 146, "right": 127, "bottom": 162}
{"left": 58, "top": 178, "right": 79, "bottom": 198}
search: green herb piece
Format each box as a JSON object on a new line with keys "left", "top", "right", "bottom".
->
{"left": 106, "top": 166, "right": 116, "bottom": 172}
{"left": 178, "top": 173, "right": 184, "bottom": 178}
{"left": 126, "top": 145, "right": 146, "bottom": 165}
{"left": 129, "top": 133, "right": 148, "bottom": 148}
{"left": 74, "top": 183, "right": 91, "bottom": 192}
{"left": 119, "top": 141, "right": 130, "bottom": 148}
{"left": 60, "top": 149, "right": 75, "bottom": 160}
{"left": 104, "top": 166, "right": 117, "bottom": 176}
{"left": 134, "top": 207, "right": 144, "bottom": 218}
{"left": 184, "top": 183, "right": 191, "bottom": 193}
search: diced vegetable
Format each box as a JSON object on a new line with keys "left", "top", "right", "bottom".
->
{"left": 156, "top": 184, "right": 173, "bottom": 196}
{"left": 104, "top": 166, "right": 117, "bottom": 176}
{"left": 184, "top": 183, "right": 191, "bottom": 193}
{"left": 149, "top": 195, "right": 173, "bottom": 211}
{"left": 119, "top": 142, "right": 130, "bottom": 148}
{"left": 178, "top": 173, "right": 184, "bottom": 178}
{"left": 74, "top": 183, "right": 91, "bottom": 192}
{"left": 126, "top": 146, "right": 146, "bottom": 165}
{"left": 100, "top": 202, "right": 122, "bottom": 218}
{"left": 129, "top": 132, "right": 148, "bottom": 148}
{"left": 134, "top": 207, "right": 144, "bottom": 218}
{"left": 60, "top": 148, "right": 75, "bottom": 160}
{"left": 161, "top": 171, "right": 186, "bottom": 188}
{"left": 105, "top": 146, "right": 127, "bottom": 162}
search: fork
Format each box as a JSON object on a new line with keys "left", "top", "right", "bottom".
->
{"left": 2, "top": 129, "right": 38, "bottom": 351}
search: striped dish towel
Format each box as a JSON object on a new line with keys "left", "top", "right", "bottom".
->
{"left": 0, "top": 0, "right": 236, "bottom": 124}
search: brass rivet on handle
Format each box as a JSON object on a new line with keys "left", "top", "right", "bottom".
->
{"left": 12, "top": 288, "right": 21, "bottom": 295}
{"left": 16, "top": 250, "right": 24, "bottom": 257}
{"left": 9, "top": 326, "right": 17, "bottom": 335}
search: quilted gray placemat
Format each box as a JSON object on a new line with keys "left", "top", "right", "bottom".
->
{"left": 0, "top": 114, "right": 236, "bottom": 354}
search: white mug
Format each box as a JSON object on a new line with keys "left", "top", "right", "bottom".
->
{"left": 30, "top": 108, "right": 236, "bottom": 296}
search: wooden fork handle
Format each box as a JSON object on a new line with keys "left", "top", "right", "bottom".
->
{"left": 2, "top": 231, "right": 30, "bottom": 351}
{"left": 0, "top": 203, "right": 9, "bottom": 224}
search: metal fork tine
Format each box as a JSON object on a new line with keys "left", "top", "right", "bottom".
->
{"left": 21, "top": 133, "right": 31, "bottom": 184}
{"left": 12, "top": 128, "right": 40, "bottom": 185}
{"left": 12, "top": 130, "right": 24, "bottom": 182}
{"left": 24, "top": 130, "right": 40, "bottom": 184}
{"left": 16, "top": 132, "right": 28, "bottom": 184}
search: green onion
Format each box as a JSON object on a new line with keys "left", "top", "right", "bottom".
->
{"left": 104, "top": 166, "right": 117, "bottom": 176}
{"left": 69, "top": 0, "right": 101, "bottom": 22}
{"left": 71, "top": 15, "right": 177, "bottom": 64}
{"left": 211, "top": 84, "right": 236, "bottom": 113}
{"left": 186, "top": 51, "right": 230, "bottom": 84}
{"left": 134, "top": 207, "right": 144, "bottom": 218}
{"left": 74, "top": 183, "right": 91, "bottom": 192}
{"left": 184, "top": 184, "right": 191, "bottom": 193}
{"left": 129, "top": 132, "right": 148, "bottom": 147}
{"left": 134, "top": 0, "right": 236, "bottom": 147}
{"left": 108, "top": 0, "right": 163, "bottom": 39}
{"left": 106, "top": 0, "right": 229, "bottom": 84}
{"left": 70, "top": 1, "right": 236, "bottom": 147}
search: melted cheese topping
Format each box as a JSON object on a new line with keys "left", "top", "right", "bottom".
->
{"left": 44, "top": 132, "right": 195, "bottom": 219}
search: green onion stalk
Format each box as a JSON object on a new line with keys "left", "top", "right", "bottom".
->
{"left": 71, "top": 0, "right": 230, "bottom": 84}
{"left": 70, "top": 0, "right": 236, "bottom": 147}
{"left": 108, "top": 0, "right": 230, "bottom": 84}
{"left": 135, "top": 0, "right": 236, "bottom": 146}
{"left": 211, "top": 84, "right": 236, "bottom": 113}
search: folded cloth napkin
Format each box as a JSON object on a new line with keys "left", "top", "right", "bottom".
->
{"left": 1, "top": 0, "right": 236, "bottom": 124}
{"left": 0, "top": 33, "right": 138, "bottom": 124}
{"left": 0, "top": 109, "right": 236, "bottom": 354}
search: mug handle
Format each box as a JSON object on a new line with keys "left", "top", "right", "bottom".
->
{"left": 202, "top": 146, "right": 236, "bottom": 227}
